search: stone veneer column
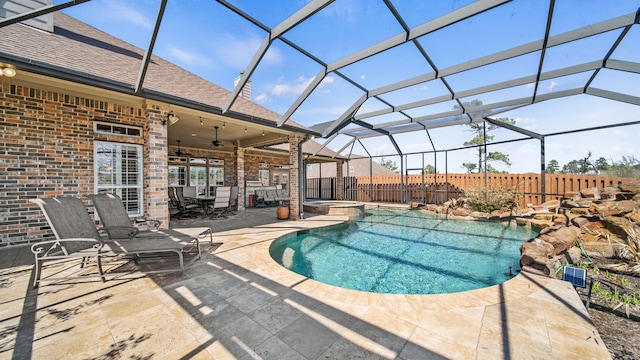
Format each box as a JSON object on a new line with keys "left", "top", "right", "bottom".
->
{"left": 336, "top": 159, "right": 344, "bottom": 200}
{"left": 144, "top": 105, "right": 169, "bottom": 229}
{"left": 236, "top": 145, "right": 245, "bottom": 211}
{"left": 289, "top": 134, "right": 301, "bottom": 220}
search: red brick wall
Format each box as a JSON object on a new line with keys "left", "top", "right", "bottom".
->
{"left": 0, "top": 82, "right": 145, "bottom": 245}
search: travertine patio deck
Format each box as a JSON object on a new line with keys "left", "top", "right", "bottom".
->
{"left": 0, "top": 209, "right": 610, "bottom": 359}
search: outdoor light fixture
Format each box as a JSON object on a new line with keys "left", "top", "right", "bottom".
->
{"left": 223, "top": 122, "right": 226, "bottom": 129}
{"left": 1, "top": 65, "right": 17, "bottom": 77}
{"left": 244, "top": 127, "right": 247, "bottom": 133}
{"left": 199, "top": 117, "right": 203, "bottom": 126}
{"left": 163, "top": 111, "right": 179, "bottom": 126}
{"left": 262, "top": 130, "right": 265, "bottom": 136}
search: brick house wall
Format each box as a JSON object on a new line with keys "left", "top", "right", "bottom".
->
{"left": 0, "top": 80, "right": 304, "bottom": 245}
{"left": 1, "top": 82, "right": 147, "bottom": 245}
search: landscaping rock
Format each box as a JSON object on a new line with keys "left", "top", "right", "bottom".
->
{"left": 530, "top": 219, "right": 554, "bottom": 230}
{"left": 521, "top": 238, "right": 555, "bottom": 266}
{"left": 452, "top": 208, "right": 470, "bottom": 217}
{"left": 619, "top": 179, "right": 640, "bottom": 193}
{"left": 469, "top": 211, "right": 489, "bottom": 219}
{"left": 625, "top": 209, "right": 640, "bottom": 223}
{"left": 603, "top": 216, "right": 640, "bottom": 240}
{"left": 544, "top": 255, "right": 566, "bottom": 276}
{"left": 564, "top": 246, "right": 583, "bottom": 265}
{"left": 580, "top": 187, "right": 601, "bottom": 200}
{"left": 591, "top": 200, "right": 637, "bottom": 216}
{"left": 538, "top": 225, "right": 581, "bottom": 254}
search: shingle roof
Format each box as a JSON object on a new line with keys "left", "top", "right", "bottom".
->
{"left": 306, "top": 157, "right": 396, "bottom": 178}
{"left": 0, "top": 12, "right": 310, "bottom": 132}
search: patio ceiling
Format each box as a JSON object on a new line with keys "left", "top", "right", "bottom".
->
{"left": 1, "top": 0, "right": 639, "bottom": 159}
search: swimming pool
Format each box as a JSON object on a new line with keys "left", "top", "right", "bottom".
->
{"left": 269, "top": 208, "right": 535, "bottom": 294}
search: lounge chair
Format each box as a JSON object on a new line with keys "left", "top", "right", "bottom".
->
{"left": 86, "top": 193, "right": 160, "bottom": 240}
{"left": 31, "top": 196, "right": 210, "bottom": 287}
{"left": 87, "top": 192, "right": 212, "bottom": 246}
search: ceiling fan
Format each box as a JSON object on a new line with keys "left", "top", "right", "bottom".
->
{"left": 211, "top": 126, "right": 224, "bottom": 147}
{"left": 172, "top": 140, "right": 190, "bottom": 156}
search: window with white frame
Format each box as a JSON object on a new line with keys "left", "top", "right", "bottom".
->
{"left": 94, "top": 141, "right": 143, "bottom": 216}
{"left": 169, "top": 165, "right": 187, "bottom": 186}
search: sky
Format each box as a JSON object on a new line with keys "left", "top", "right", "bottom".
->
{"left": 58, "top": 0, "right": 640, "bottom": 174}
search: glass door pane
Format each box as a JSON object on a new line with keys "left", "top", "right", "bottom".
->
{"left": 190, "top": 166, "right": 207, "bottom": 196}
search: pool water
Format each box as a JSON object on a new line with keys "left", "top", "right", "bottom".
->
{"left": 270, "top": 208, "right": 535, "bottom": 294}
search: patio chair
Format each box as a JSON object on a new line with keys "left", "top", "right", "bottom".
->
{"left": 168, "top": 186, "right": 199, "bottom": 218}
{"left": 209, "top": 186, "right": 231, "bottom": 218}
{"left": 227, "top": 186, "right": 239, "bottom": 215}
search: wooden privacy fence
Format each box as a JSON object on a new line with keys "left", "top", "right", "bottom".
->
{"left": 306, "top": 173, "right": 632, "bottom": 207}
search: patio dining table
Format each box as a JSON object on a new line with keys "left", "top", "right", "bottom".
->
{"left": 194, "top": 195, "right": 215, "bottom": 214}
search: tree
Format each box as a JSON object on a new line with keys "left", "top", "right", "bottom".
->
{"left": 594, "top": 157, "right": 609, "bottom": 171}
{"left": 378, "top": 156, "right": 398, "bottom": 173}
{"left": 607, "top": 155, "right": 640, "bottom": 177}
{"left": 462, "top": 162, "right": 477, "bottom": 173}
{"left": 454, "top": 100, "right": 515, "bottom": 173}
{"left": 423, "top": 164, "right": 438, "bottom": 174}
{"left": 562, "top": 160, "right": 581, "bottom": 174}
{"left": 546, "top": 159, "right": 560, "bottom": 174}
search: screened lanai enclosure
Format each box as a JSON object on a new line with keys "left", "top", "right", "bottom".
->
{"left": 2, "top": 0, "right": 639, "bottom": 209}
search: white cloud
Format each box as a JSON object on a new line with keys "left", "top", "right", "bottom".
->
{"left": 319, "top": 75, "right": 335, "bottom": 88}
{"left": 272, "top": 75, "right": 314, "bottom": 97}
{"left": 110, "top": 2, "right": 153, "bottom": 30}
{"left": 255, "top": 92, "right": 270, "bottom": 104}
{"left": 167, "top": 46, "right": 211, "bottom": 66}
{"left": 513, "top": 116, "right": 539, "bottom": 131}
{"left": 360, "top": 74, "right": 366, "bottom": 80}
{"left": 547, "top": 80, "right": 558, "bottom": 92}
{"left": 214, "top": 34, "right": 283, "bottom": 69}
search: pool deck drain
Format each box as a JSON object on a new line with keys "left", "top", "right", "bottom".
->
{"left": 0, "top": 214, "right": 610, "bottom": 359}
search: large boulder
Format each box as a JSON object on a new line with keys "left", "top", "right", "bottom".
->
{"left": 591, "top": 200, "right": 638, "bottom": 216}
{"left": 452, "top": 208, "right": 471, "bottom": 217}
{"left": 521, "top": 238, "right": 555, "bottom": 266}
{"left": 537, "top": 225, "right": 581, "bottom": 254}
{"left": 564, "top": 246, "right": 583, "bottom": 265}
{"left": 625, "top": 209, "right": 640, "bottom": 223}
{"left": 580, "top": 187, "right": 601, "bottom": 200}
{"left": 619, "top": 179, "right": 640, "bottom": 193}
{"left": 603, "top": 216, "right": 640, "bottom": 240}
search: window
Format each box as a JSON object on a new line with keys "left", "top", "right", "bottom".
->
{"left": 272, "top": 164, "right": 289, "bottom": 189}
{"left": 169, "top": 165, "right": 187, "bottom": 186}
{"left": 94, "top": 141, "right": 143, "bottom": 216}
{"left": 94, "top": 121, "right": 142, "bottom": 137}
{"left": 273, "top": 172, "right": 289, "bottom": 189}
{"left": 258, "top": 169, "right": 270, "bottom": 185}
{"left": 208, "top": 167, "right": 224, "bottom": 195}
{"left": 190, "top": 166, "right": 207, "bottom": 196}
